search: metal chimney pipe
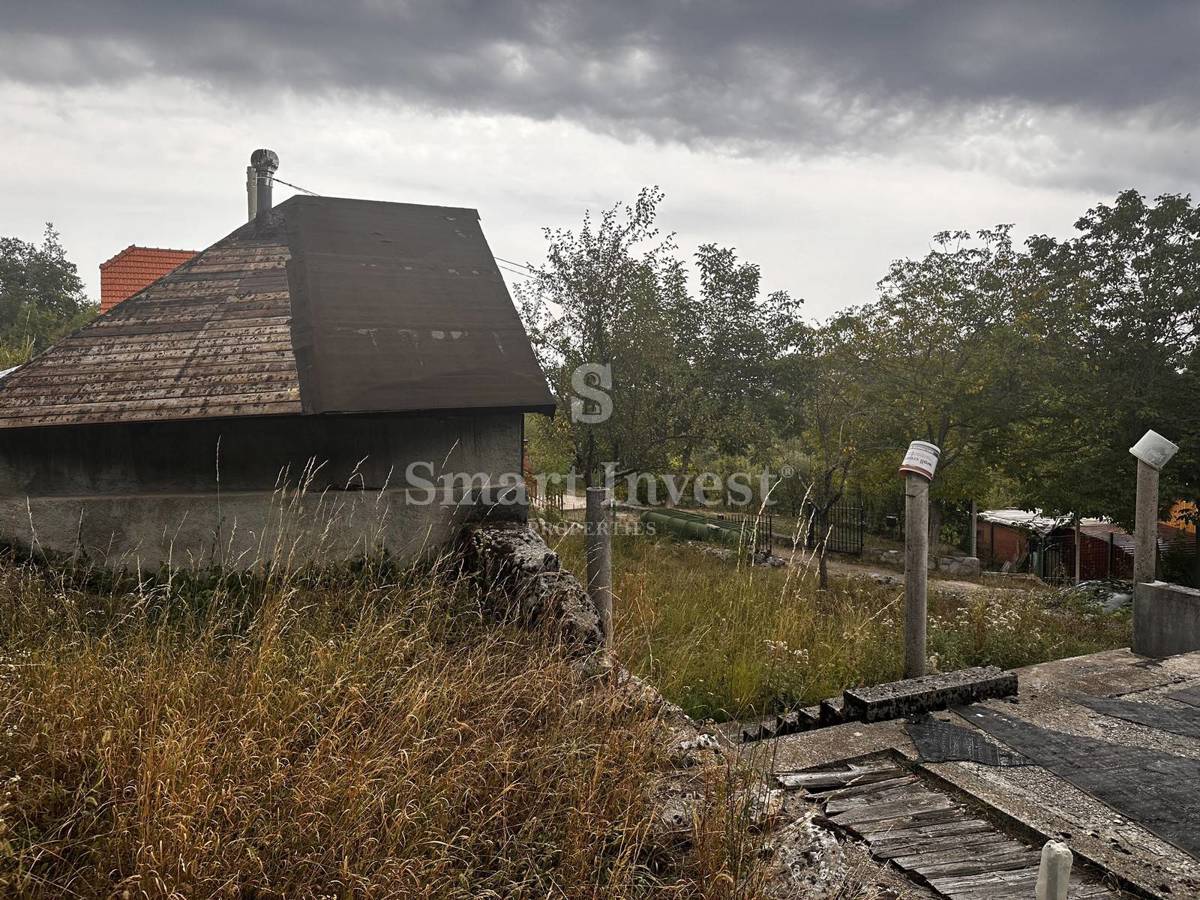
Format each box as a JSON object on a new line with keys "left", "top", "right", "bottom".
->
{"left": 249, "top": 149, "right": 279, "bottom": 223}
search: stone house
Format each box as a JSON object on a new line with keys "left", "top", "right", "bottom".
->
{"left": 0, "top": 164, "right": 553, "bottom": 568}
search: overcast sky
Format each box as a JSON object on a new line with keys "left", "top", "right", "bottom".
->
{"left": 1, "top": 1, "right": 1197, "bottom": 318}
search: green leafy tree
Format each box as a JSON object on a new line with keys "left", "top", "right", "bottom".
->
{"left": 848, "top": 226, "right": 1035, "bottom": 545}
{"left": 773, "top": 315, "right": 865, "bottom": 586}
{"left": 517, "top": 190, "right": 802, "bottom": 492}
{"left": 0, "top": 224, "right": 95, "bottom": 365}
{"left": 517, "top": 187, "right": 686, "bottom": 485}
{"left": 1011, "top": 191, "right": 1200, "bottom": 529}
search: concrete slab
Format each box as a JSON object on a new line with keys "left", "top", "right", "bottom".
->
{"left": 1134, "top": 580, "right": 1200, "bottom": 658}
{"left": 764, "top": 649, "right": 1200, "bottom": 898}
{"left": 843, "top": 665, "right": 1017, "bottom": 723}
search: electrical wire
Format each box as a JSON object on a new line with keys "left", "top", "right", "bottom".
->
{"left": 497, "top": 264, "right": 531, "bottom": 280}
{"left": 271, "top": 176, "right": 320, "bottom": 195}
{"left": 262, "top": 177, "right": 540, "bottom": 278}
{"left": 494, "top": 255, "right": 535, "bottom": 273}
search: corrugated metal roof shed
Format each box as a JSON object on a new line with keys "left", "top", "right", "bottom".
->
{"left": 0, "top": 196, "right": 554, "bottom": 429}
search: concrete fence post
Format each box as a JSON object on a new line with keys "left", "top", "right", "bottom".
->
{"left": 1129, "top": 430, "right": 1179, "bottom": 586}
{"left": 1035, "top": 840, "right": 1072, "bottom": 900}
{"left": 899, "top": 441, "right": 940, "bottom": 679}
{"left": 585, "top": 486, "right": 613, "bottom": 648}
{"left": 904, "top": 473, "right": 929, "bottom": 678}
{"left": 1134, "top": 461, "right": 1159, "bottom": 585}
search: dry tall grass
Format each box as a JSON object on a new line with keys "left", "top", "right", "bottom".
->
{"left": 0, "top": 556, "right": 762, "bottom": 898}
{"left": 554, "top": 534, "right": 1131, "bottom": 721}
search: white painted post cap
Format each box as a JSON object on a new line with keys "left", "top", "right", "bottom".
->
{"left": 899, "top": 440, "right": 941, "bottom": 481}
{"left": 1129, "top": 429, "right": 1179, "bottom": 470}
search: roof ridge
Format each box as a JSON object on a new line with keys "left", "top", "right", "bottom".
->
{"left": 100, "top": 245, "right": 198, "bottom": 269}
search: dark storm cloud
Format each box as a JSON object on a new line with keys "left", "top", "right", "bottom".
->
{"left": 3, "top": 1, "right": 1198, "bottom": 153}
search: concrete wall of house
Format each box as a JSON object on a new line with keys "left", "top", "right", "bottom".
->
{"left": 0, "top": 411, "right": 524, "bottom": 569}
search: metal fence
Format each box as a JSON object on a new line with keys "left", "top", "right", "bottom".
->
{"left": 803, "top": 499, "right": 866, "bottom": 556}
{"left": 719, "top": 511, "right": 774, "bottom": 557}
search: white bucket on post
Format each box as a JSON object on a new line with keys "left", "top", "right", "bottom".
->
{"left": 899, "top": 440, "right": 941, "bottom": 482}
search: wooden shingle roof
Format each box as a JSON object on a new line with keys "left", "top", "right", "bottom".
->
{"left": 0, "top": 196, "right": 554, "bottom": 429}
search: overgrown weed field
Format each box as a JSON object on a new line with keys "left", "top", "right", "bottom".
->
{"left": 554, "top": 534, "right": 1131, "bottom": 722}
{"left": 0, "top": 556, "right": 759, "bottom": 898}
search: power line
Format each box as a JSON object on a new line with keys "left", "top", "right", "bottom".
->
{"left": 271, "top": 176, "right": 320, "bottom": 196}
{"left": 495, "top": 255, "right": 535, "bottom": 273}
{"left": 497, "top": 263, "right": 531, "bottom": 280}
{"left": 262, "top": 179, "right": 540, "bottom": 284}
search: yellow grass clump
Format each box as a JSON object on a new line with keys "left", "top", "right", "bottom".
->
{"left": 0, "top": 556, "right": 761, "bottom": 899}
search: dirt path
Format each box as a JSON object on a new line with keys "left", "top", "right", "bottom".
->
{"left": 777, "top": 548, "right": 1001, "bottom": 595}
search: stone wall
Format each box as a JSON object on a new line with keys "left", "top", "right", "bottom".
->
{"left": 458, "top": 522, "right": 603, "bottom": 654}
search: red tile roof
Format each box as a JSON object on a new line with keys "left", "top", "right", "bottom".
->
{"left": 99, "top": 245, "right": 198, "bottom": 312}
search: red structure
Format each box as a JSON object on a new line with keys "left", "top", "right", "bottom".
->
{"left": 99, "top": 246, "right": 198, "bottom": 313}
{"left": 975, "top": 508, "right": 1193, "bottom": 582}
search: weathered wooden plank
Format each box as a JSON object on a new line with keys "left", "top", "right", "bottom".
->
{"left": 806, "top": 774, "right": 918, "bottom": 801}
{"left": 897, "top": 844, "right": 1038, "bottom": 876}
{"left": 828, "top": 793, "right": 954, "bottom": 827}
{"left": 825, "top": 782, "right": 932, "bottom": 815}
{"left": 0, "top": 382, "right": 301, "bottom": 407}
{"left": 20, "top": 347, "right": 296, "bottom": 371}
{"left": 44, "top": 334, "right": 294, "bottom": 355}
{"left": 23, "top": 348, "right": 297, "bottom": 371}
{"left": 5, "top": 363, "right": 299, "bottom": 389}
{"left": 107, "top": 290, "right": 289, "bottom": 311}
{"left": 49, "top": 327, "right": 292, "bottom": 348}
{"left": 872, "top": 828, "right": 1007, "bottom": 860}
{"left": 775, "top": 763, "right": 905, "bottom": 792}
{"left": 927, "top": 866, "right": 1040, "bottom": 898}
{"left": 864, "top": 817, "right": 993, "bottom": 848}
{"left": 842, "top": 811, "right": 968, "bottom": 846}
{"left": 0, "top": 401, "right": 302, "bottom": 428}
{"left": 85, "top": 316, "right": 293, "bottom": 338}
{"left": 0, "top": 390, "right": 301, "bottom": 419}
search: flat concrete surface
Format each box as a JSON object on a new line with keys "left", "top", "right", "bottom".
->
{"left": 1133, "top": 580, "right": 1200, "bottom": 658}
{"left": 762, "top": 648, "right": 1200, "bottom": 898}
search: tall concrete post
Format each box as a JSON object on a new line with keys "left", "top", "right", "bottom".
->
{"left": 904, "top": 473, "right": 930, "bottom": 677}
{"left": 1129, "top": 430, "right": 1179, "bottom": 586}
{"left": 1134, "top": 460, "right": 1160, "bottom": 585}
{"left": 900, "top": 441, "right": 940, "bottom": 679}
{"left": 585, "top": 486, "right": 613, "bottom": 648}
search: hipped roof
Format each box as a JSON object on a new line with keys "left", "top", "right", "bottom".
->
{"left": 0, "top": 195, "right": 555, "bottom": 429}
